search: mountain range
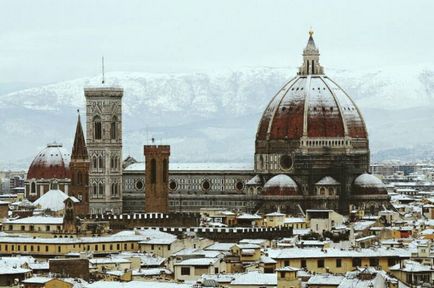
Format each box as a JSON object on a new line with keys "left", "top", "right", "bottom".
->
{"left": 1, "top": 65, "right": 434, "bottom": 170}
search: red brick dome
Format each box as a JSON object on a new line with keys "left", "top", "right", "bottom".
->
{"left": 27, "top": 143, "right": 71, "bottom": 180}
{"left": 256, "top": 33, "right": 367, "bottom": 142}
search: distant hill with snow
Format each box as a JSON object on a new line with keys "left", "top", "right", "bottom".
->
{"left": 1, "top": 66, "right": 434, "bottom": 170}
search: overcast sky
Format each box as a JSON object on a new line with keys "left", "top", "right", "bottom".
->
{"left": 1, "top": 0, "right": 433, "bottom": 83}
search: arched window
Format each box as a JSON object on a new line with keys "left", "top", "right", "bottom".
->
{"left": 110, "top": 157, "right": 114, "bottom": 169}
{"left": 99, "top": 156, "right": 104, "bottom": 170}
{"left": 163, "top": 159, "right": 168, "bottom": 183}
{"left": 93, "top": 157, "right": 97, "bottom": 170}
{"left": 110, "top": 116, "right": 117, "bottom": 140}
{"left": 320, "top": 187, "right": 326, "bottom": 195}
{"left": 151, "top": 159, "right": 157, "bottom": 184}
{"left": 93, "top": 184, "right": 97, "bottom": 196}
{"left": 98, "top": 183, "right": 104, "bottom": 195}
{"left": 31, "top": 182, "right": 36, "bottom": 194}
{"left": 93, "top": 116, "right": 102, "bottom": 140}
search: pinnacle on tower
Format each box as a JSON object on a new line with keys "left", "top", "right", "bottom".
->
{"left": 298, "top": 29, "right": 324, "bottom": 75}
{"left": 71, "top": 111, "right": 89, "bottom": 160}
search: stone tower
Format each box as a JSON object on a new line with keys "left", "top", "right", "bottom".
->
{"left": 85, "top": 87, "right": 123, "bottom": 214}
{"left": 69, "top": 112, "right": 90, "bottom": 216}
{"left": 144, "top": 145, "right": 170, "bottom": 213}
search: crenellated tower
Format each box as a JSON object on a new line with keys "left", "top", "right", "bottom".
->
{"left": 144, "top": 145, "right": 170, "bottom": 213}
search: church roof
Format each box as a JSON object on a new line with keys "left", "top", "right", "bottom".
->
{"left": 33, "top": 189, "right": 69, "bottom": 211}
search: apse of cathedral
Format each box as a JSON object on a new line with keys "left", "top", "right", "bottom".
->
{"left": 25, "top": 31, "right": 390, "bottom": 215}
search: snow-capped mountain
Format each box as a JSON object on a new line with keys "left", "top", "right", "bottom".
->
{"left": 1, "top": 66, "right": 434, "bottom": 170}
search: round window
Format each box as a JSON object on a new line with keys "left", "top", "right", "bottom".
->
{"left": 135, "top": 180, "right": 144, "bottom": 190}
{"left": 280, "top": 155, "right": 293, "bottom": 170}
{"left": 169, "top": 180, "right": 177, "bottom": 191}
{"left": 202, "top": 180, "right": 210, "bottom": 191}
{"left": 235, "top": 181, "right": 244, "bottom": 191}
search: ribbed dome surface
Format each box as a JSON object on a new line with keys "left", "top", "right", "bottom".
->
{"left": 27, "top": 143, "right": 71, "bottom": 179}
{"left": 257, "top": 75, "right": 367, "bottom": 141}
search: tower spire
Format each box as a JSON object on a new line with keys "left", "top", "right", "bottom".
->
{"left": 298, "top": 29, "right": 324, "bottom": 75}
{"left": 71, "top": 111, "right": 89, "bottom": 160}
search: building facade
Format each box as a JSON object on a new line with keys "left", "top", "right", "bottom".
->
{"left": 122, "top": 32, "right": 389, "bottom": 215}
{"left": 85, "top": 87, "right": 123, "bottom": 214}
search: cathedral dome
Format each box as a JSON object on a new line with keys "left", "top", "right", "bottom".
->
{"left": 256, "top": 32, "right": 367, "bottom": 143}
{"left": 263, "top": 174, "right": 299, "bottom": 196}
{"left": 27, "top": 143, "right": 71, "bottom": 180}
{"left": 353, "top": 173, "right": 387, "bottom": 195}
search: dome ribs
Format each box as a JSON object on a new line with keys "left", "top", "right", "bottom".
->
{"left": 270, "top": 78, "right": 306, "bottom": 139}
{"left": 307, "top": 77, "right": 344, "bottom": 138}
{"left": 324, "top": 78, "right": 368, "bottom": 138}
{"left": 27, "top": 144, "right": 71, "bottom": 180}
{"left": 256, "top": 77, "right": 299, "bottom": 140}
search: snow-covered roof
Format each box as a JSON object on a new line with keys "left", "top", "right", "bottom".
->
{"left": 307, "top": 274, "right": 344, "bottom": 285}
{"left": 390, "top": 260, "right": 434, "bottom": 272}
{"left": 89, "top": 258, "right": 131, "bottom": 265}
{"left": 264, "top": 174, "right": 297, "bottom": 189}
{"left": 246, "top": 175, "right": 262, "bottom": 185}
{"left": 354, "top": 173, "right": 385, "bottom": 187}
{"left": 237, "top": 213, "right": 262, "bottom": 220}
{"left": 268, "top": 247, "right": 411, "bottom": 259}
{"left": 22, "top": 277, "right": 53, "bottom": 284}
{"left": 125, "top": 162, "right": 253, "bottom": 172}
{"left": 205, "top": 242, "right": 236, "bottom": 252}
{"left": 174, "top": 258, "right": 219, "bottom": 266}
{"left": 33, "top": 189, "right": 69, "bottom": 211}
{"left": 4, "top": 215, "right": 63, "bottom": 225}
{"left": 0, "top": 265, "right": 31, "bottom": 275}
{"left": 86, "top": 281, "right": 192, "bottom": 288}
{"left": 353, "top": 221, "right": 376, "bottom": 231}
{"left": 316, "top": 176, "right": 340, "bottom": 186}
{"left": 266, "top": 211, "right": 285, "bottom": 217}
{"left": 284, "top": 217, "right": 305, "bottom": 224}
{"left": 230, "top": 271, "right": 277, "bottom": 286}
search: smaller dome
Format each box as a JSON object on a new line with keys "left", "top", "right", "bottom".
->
{"left": 353, "top": 173, "right": 387, "bottom": 195}
{"left": 316, "top": 176, "right": 340, "bottom": 186}
{"left": 27, "top": 143, "right": 71, "bottom": 180}
{"left": 263, "top": 174, "right": 298, "bottom": 196}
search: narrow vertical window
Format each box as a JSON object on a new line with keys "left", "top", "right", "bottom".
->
{"left": 99, "top": 156, "right": 104, "bottom": 170}
{"left": 312, "top": 60, "right": 315, "bottom": 74}
{"left": 99, "top": 183, "right": 104, "bottom": 195}
{"left": 151, "top": 159, "right": 157, "bottom": 184}
{"left": 94, "top": 116, "right": 102, "bottom": 140}
{"left": 111, "top": 116, "right": 117, "bottom": 140}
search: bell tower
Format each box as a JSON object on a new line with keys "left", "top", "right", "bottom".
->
{"left": 144, "top": 144, "right": 170, "bottom": 213}
{"left": 69, "top": 111, "right": 90, "bottom": 216}
{"left": 85, "top": 86, "right": 123, "bottom": 214}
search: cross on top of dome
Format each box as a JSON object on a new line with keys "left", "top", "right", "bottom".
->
{"left": 298, "top": 29, "right": 324, "bottom": 76}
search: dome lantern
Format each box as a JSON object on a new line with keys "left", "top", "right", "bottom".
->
{"left": 298, "top": 30, "right": 324, "bottom": 75}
